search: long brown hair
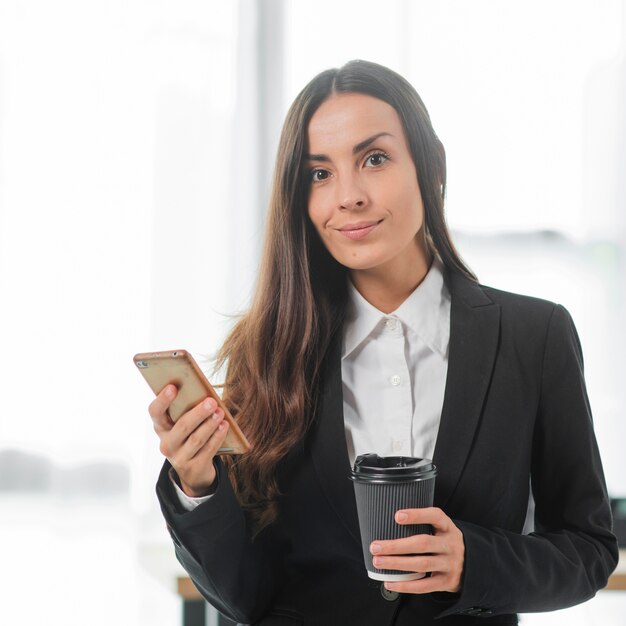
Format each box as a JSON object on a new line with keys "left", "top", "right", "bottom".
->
{"left": 216, "top": 59, "right": 475, "bottom": 533}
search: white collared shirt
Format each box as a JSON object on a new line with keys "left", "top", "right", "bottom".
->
{"left": 342, "top": 256, "right": 450, "bottom": 466}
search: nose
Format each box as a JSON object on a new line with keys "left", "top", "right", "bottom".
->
{"left": 337, "top": 172, "right": 368, "bottom": 211}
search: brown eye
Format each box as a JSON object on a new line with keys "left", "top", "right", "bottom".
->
{"left": 311, "top": 169, "right": 330, "bottom": 182}
{"left": 364, "top": 152, "right": 389, "bottom": 168}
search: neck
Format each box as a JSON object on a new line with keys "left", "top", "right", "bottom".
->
{"left": 350, "top": 243, "right": 433, "bottom": 314}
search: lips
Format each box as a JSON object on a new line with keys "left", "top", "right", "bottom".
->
{"left": 338, "top": 220, "right": 382, "bottom": 241}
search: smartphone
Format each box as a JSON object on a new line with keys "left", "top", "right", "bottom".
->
{"left": 133, "top": 349, "right": 251, "bottom": 455}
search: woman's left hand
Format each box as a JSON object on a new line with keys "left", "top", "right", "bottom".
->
{"left": 370, "top": 507, "right": 465, "bottom": 594}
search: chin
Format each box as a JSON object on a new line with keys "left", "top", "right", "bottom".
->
{"left": 336, "top": 256, "right": 386, "bottom": 273}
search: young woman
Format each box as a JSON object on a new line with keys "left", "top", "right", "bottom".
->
{"left": 148, "top": 60, "right": 618, "bottom": 625}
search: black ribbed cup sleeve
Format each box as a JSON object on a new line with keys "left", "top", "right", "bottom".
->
{"left": 353, "top": 478, "right": 435, "bottom": 576}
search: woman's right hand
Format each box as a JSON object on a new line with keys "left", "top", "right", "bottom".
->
{"left": 148, "top": 384, "right": 230, "bottom": 497}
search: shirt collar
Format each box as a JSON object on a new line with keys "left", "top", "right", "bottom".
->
{"left": 342, "top": 255, "right": 450, "bottom": 360}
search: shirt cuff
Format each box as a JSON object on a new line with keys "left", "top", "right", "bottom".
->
{"left": 168, "top": 467, "right": 215, "bottom": 511}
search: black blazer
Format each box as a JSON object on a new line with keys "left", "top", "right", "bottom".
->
{"left": 156, "top": 269, "right": 618, "bottom": 626}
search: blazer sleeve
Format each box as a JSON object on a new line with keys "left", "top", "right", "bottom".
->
{"left": 156, "top": 458, "right": 282, "bottom": 624}
{"left": 438, "top": 304, "right": 619, "bottom": 618}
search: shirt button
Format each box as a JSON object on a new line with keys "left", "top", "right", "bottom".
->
{"left": 390, "top": 374, "right": 401, "bottom": 386}
{"left": 393, "top": 440, "right": 404, "bottom": 453}
{"left": 385, "top": 318, "right": 398, "bottom": 331}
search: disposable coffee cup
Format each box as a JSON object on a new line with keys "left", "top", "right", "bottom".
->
{"left": 349, "top": 453, "right": 437, "bottom": 581}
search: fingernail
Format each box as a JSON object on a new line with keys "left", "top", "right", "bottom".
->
{"left": 203, "top": 398, "right": 215, "bottom": 410}
{"left": 165, "top": 386, "right": 175, "bottom": 399}
{"left": 212, "top": 408, "right": 223, "bottom": 421}
{"left": 373, "top": 556, "right": 385, "bottom": 567}
{"left": 371, "top": 543, "right": 381, "bottom": 554}
{"left": 396, "top": 511, "right": 408, "bottom": 522}
{"left": 384, "top": 582, "right": 396, "bottom": 591}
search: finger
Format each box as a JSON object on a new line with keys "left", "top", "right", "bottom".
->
{"left": 172, "top": 419, "right": 229, "bottom": 484}
{"left": 173, "top": 405, "right": 224, "bottom": 460}
{"left": 190, "top": 419, "right": 230, "bottom": 463}
{"left": 395, "top": 507, "right": 450, "bottom": 531}
{"left": 167, "top": 397, "right": 220, "bottom": 452}
{"left": 371, "top": 533, "right": 440, "bottom": 556}
{"left": 173, "top": 422, "right": 230, "bottom": 497}
{"left": 372, "top": 554, "right": 446, "bottom": 574}
{"left": 148, "top": 384, "right": 177, "bottom": 433}
{"left": 384, "top": 573, "right": 449, "bottom": 595}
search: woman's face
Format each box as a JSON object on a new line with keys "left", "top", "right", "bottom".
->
{"left": 306, "top": 92, "right": 428, "bottom": 278}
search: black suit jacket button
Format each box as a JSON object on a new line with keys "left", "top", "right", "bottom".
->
{"left": 380, "top": 584, "right": 399, "bottom": 601}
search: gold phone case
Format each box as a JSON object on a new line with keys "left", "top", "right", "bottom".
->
{"left": 133, "top": 349, "right": 251, "bottom": 455}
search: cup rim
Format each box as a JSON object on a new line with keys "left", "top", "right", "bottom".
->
{"left": 349, "top": 454, "right": 437, "bottom": 483}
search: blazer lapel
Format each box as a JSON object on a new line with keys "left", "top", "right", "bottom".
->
{"left": 309, "top": 331, "right": 362, "bottom": 547}
{"left": 432, "top": 269, "right": 501, "bottom": 509}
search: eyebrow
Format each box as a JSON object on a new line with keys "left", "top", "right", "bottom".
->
{"left": 306, "top": 132, "right": 393, "bottom": 162}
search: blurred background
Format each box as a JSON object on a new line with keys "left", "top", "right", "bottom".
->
{"left": 0, "top": 0, "right": 624, "bottom": 624}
